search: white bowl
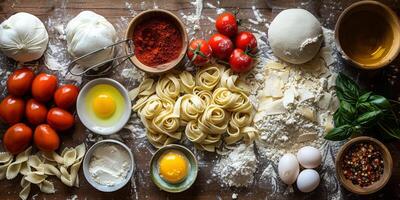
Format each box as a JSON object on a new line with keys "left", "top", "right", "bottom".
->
{"left": 83, "top": 139, "right": 135, "bottom": 192}
{"left": 77, "top": 78, "right": 131, "bottom": 135}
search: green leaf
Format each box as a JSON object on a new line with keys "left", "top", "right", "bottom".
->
{"left": 335, "top": 73, "right": 360, "bottom": 104}
{"left": 324, "top": 124, "right": 354, "bottom": 141}
{"left": 355, "top": 110, "right": 383, "bottom": 126}
{"left": 333, "top": 101, "right": 356, "bottom": 126}
{"left": 368, "top": 95, "right": 391, "bottom": 109}
{"left": 358, "top": 91, "right": 373, "bottom": 103}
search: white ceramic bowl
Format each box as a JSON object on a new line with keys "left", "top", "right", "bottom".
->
{"left": 77, "top": 78, "right": 131, "bottom": 135}
{"left": 83, "top": 139, "right": 135, "bottom": 192}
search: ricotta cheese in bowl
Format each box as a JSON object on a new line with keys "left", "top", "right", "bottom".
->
{"left": 83, "top": 139, "right": 134, "bottom": 192}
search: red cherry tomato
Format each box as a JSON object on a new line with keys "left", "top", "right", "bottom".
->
{"left": 7, "top": 68, "right": 35, "bottom": 96}
{"left": 229, "top": 49, "right": 254, "bottom": 73}
{"left": 25, "top": 99, "right": 48, "bottom": 126}
{"left": 3, "top": 123, "right": 33, "bottom": 155}
{"left": 215, "top": 12, "right": 238, "bottom": 37}
{"left": 208, "top": 33, "right": 234, "bottom": 60}
{"left": 31, "top": 73, "right": 58, "bottom": 103}
{"left": 47, "top": 107, "right": 74, "bottom": 131}
{"left": 34, "top": 124, "right": 60, "bottom": 152}
{"left": 187, "top": 39, "right": 212, "bottom": 66}
{"left": 235, "top": 31, "right": 258, "bottom": 54}
{"left": 0, "top": 95, "right": 25, "bottom": 125}
{"left": 54, "top": 84, "right": 79, "bottom": 109}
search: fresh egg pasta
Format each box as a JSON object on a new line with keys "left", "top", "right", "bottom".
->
{"left": 130, "top": 64, "right": 259, "bottom": 152}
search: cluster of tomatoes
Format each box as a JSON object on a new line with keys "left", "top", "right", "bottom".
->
{"left": 187, "top": 11, "right": 257, "bottom": 73}
{"left": 0, "top": 68, "right": 79, "bottom": 155}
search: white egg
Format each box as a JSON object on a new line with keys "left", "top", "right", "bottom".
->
{"left": 278, "top": 153, "right": 299, "bottom": 185}
{"left": 296, "top": 169, "right": 320, "bottom": 192}
{"left": 297, "top": 146, "right": 322, "bottom": 168}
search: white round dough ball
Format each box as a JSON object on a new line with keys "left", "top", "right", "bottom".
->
{"left": 278, "top": 153, "right": 300, "bottom": 185}
{"left": 297, "top": 146, "right": 322, "bottom": 168}
{"left": 0, "top": 12, "right": 49, "bottom": 62}
{"left": 296, "top": 169, "right": 320, "bottom": 193}
{"left": 66, "top": 11, "right": 117, "bottom": 68}
{"left": 268, "top": 9, "right": 323, "bottom": 64}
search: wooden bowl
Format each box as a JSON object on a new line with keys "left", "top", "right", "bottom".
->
{"left": 335, "top": 136, "right": 393, "bottom": 195}
{"left": 334, "top": 1, "right": 400, "bottom": 70}
{"left": 125, "top": 9, "right": 188, "bottom": 74}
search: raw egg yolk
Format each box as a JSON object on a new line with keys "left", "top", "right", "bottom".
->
{"left": 159, "top": 151, "right": 189, "bottom": 184}
{"left": 92, "top": 94, "right": 116, "bottom": 118}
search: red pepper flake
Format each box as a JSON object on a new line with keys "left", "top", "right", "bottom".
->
{"left": 133, "top": 17, "right": 183, "bottom": 67}
{"left": 341, "top": 142, "right": 384, "bottom": 187}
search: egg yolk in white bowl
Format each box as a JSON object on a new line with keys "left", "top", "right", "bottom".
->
{"left": 158, "top": 150, "right": 189, "bottom": 184}
{"left": 85, "top": 84, "right": 124, "bottom": 126}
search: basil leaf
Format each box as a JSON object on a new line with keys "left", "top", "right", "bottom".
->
{"left": 355, "top": 110, "right": 383, "bottom": 126}
{"left": 368, "top": 95, "right": 391, "bottom": 109}
{"left": 335, "top": 73, "right": 360, "bottom": 103}
{"left": 333, "top": 110, "right": 347, "bottom": 126}
{"left": 324, "top": 124, "right": 353, "bottom": 141}
{"left": 358, "top": 91, "right": 373, "bottom": 103}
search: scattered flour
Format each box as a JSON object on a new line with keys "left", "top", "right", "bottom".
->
{"left": 212, "top": 144, "right": 257, "bottom": 187}
{"left": 254, "top": 27, "right": 339, "bottom": 162}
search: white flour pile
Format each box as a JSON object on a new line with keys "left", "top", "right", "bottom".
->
{"left": 255, "top": 28, "right": 339, "bottom": 162}
{"left": 212, "top": 27, "right": 339, "bottom": 188}
{"left": 212, "top": 144, "right": 257, "bottom": 187}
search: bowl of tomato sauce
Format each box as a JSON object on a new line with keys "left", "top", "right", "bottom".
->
{"left": 125, "top": 9, "right": 188, "bottom": 74}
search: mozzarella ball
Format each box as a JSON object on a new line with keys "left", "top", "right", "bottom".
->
{"left": 268, "top": 9, "right": 323, "bottom": 64}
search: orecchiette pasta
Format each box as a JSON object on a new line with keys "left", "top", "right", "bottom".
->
{"left": 131, "top": 64, "right": 259, "bottom": 152}
{"left": 0, "top": 144, "right": 86, "bottom": 200}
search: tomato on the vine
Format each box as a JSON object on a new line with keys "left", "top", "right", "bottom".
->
{"left": 7, "top": 68, "right": 35, "bottom": 96}
{"left": 235, "top": 31, "right": 258, "bottom": 54}
{"left": 208, "top": 33, "right": 234, "bottom": 60}
{"left": 215, "top": 12, "right": 239, "bottom": 37}
{"left": 229, "top": 49, "right": 254, "bottom": 73}
{"left": 187, "top": 39, "right": 212, "bottom": 66}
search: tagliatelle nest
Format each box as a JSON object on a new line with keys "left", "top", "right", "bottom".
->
{"left": 129, "top": 64, "right": 259, "bottom": 152}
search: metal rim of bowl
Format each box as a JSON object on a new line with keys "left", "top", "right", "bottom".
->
{"left": 335, "top": 136, "right": 393, "bottom": 195}
{"left": 76, "top": 78, "right": 132, "bottom": 135}
{"left": 334, "top": 0, "right": 400, "bottom": 70}
{"left": 149, "top": 144, "right": 198, "bottom": 193}
{"left": 82, "top": 139, "right": 135, "bottom": 192}
{"left": 124, "top": 9, "right": 189, "bottom": 74}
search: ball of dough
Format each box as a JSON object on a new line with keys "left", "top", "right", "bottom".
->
{"left": 66, "top": 11, "right": 117, "bottom": 68}
{"left": 268, "top": 9, "right": 323, "bottom": 64}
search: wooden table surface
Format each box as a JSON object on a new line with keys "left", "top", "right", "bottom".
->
{"left": 0, "top": 0, "right": 400, "bottom": 199}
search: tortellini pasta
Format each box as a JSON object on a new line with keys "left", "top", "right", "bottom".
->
{"left": 0, "top": 144, "right": 86, "bottom": 200}
{"left": 131, "top": 64, "right": 259, "bottom": 152}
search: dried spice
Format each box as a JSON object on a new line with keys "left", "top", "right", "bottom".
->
{"left": 342, "top": 142, "right": 384, "bottom": 187}
{"left": 133, "top": 17, "right": 183, "bottom": 67}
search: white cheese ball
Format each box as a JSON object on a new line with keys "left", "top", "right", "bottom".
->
{"left": 66, "top": 11, "right": 117, "bottom": 68}
{"left": 268, "top": 9, "right": 323, "bottom": 64}
{"left": 0, "top": 12, "right": 49, "bottom": 62}
{"left": 297, "top": 146, "right": 322, "bottom": 168}
{"left": 278, "top": 153, "right": 299, "bottom": 185}
{"left": 296, "top": 169, "right": 320, "bottom": 192}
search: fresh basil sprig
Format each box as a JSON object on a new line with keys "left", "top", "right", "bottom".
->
{"left": 324, "top": 73, "right": 400, "bottom": 141}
